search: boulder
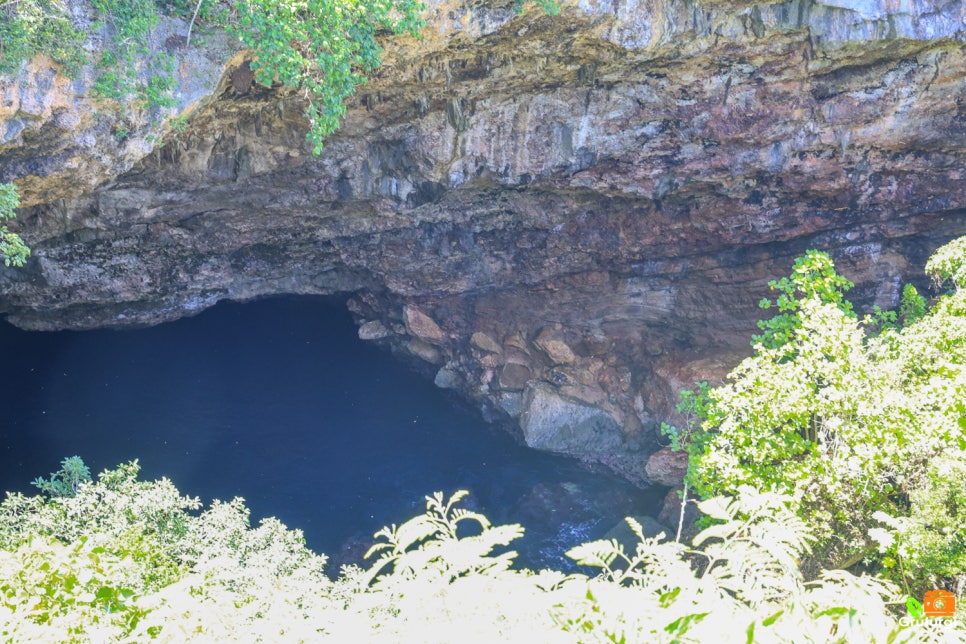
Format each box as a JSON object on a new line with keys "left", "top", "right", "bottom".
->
{"left": 521, "top": 382, "right": 623, "bottom": 455}
{"left": 434, "top": 364, "right": 461, "bottom": 388}
{"left": 403, "top": 305, "right": 445, "bottom": 343}
{"left": 645, "top": 446, "right": 688, "bottom": 487}
{"left": 358, "top": 320, "right": 390, "bottom": 340}
{"left": 471, "top": 331, "right": 503, "bottom": 354}
{"left": 658, "top": 486, "right": 701, "bottom": 542}
{"left": 498, "top": 362, "right": 531, "bottom": 390}
{"left": 534, "top": 325, "right": 577, "bottom": 365}
{"left": 406, "top": 338, "right": 442, "bottom": 364}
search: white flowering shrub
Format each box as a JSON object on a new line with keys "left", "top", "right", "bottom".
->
{"left": 2, "top": 463, "right": 964, "bottom": 642}
{"left": 670, "top": 237, "right": 966, "bottom": 589}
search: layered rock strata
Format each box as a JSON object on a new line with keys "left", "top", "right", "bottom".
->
{"left": 3, "top": 0, "right": 966, "bottom": 483}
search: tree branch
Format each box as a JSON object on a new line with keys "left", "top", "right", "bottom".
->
{"left": 186, "top": 0, "right": 204, "bottom": 47}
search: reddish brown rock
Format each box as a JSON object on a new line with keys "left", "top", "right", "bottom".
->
{"left": 470, "top": 331, "right": 503, "bottom": 354}
{"left": 534, "top": 326, "right": 578, "bottom": 365}
{"left": 498, "top": 362, "right": 531, "bottom": 390}
{"left": 406, "top": 338, "right": 442, "bottom": 364}
{"left": 403, "top": 305, "right": 445, "bottom": 343}
{"left": 645, "top": 447, "right": 689, "bottom": 487}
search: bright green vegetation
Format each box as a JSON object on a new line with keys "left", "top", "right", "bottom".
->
{"left": 0, "top": 0, "right": 423, "bottom": 152}
{"left": 665, "top": 236, "right": 966, "bottom": 599}
{"left": 232, "top": 0, "right": 423, "bottom": 154}
{"left": 88, "top": 0, "right": 179, "bottom": 110}
{"left": 0, "top": 0, "right": 86, "bottom": 77}
{"left": 0, "top": 0, "right": 427, "bottom": 150}
{"left": 0, "top": 0, "right": 566, "bottom": 152}
{"left": 0, "top": 183, "right": 30, "bottom": 268}
{"left": 1, "top": 458, "right": 962, "bottom": 642}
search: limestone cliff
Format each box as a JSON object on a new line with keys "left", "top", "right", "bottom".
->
{"left": 2, "top": 0, "right": 966, "bottom": 483}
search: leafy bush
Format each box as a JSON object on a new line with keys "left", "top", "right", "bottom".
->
{"left": 0, "top": 183, "right": 29, "bottom": 268}
{"left": 668, "top": 237, "right": 966, "bottom": 593}
{"left": 0, "top": 0, "right": 86, "bottom": 76}
{"left": 30, "top": 455, "right": 91, "bottom": 498}
{"left": 231, "top": 0, "right": 425, "bottom": 154}
{"left": 0, "top": 0, "right": 427, "bottom": 147}
{"left": 926, "top": 236, "right": 966, "bottom": 290}
{"left": 2, "top": 460, "right": 964, "bottom": 641}
{"left": 752, "top": 249, "right": 854, "bottom": 350}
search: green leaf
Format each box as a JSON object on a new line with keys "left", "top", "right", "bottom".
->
{"left": 762, "top": 609, "right": 783, "bottom": 626}
{"left": 659, "top": 587, "right": 681, "bottom": 608}
{"left": 906, "top": 596, "right": 925, "bottom": 620}
{"left": 665, "top": 612, "right": 710, "bottom": 635}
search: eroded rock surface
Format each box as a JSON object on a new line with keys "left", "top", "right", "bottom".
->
{"left": 3, "top": 0, "right": 966, "bottom": 482}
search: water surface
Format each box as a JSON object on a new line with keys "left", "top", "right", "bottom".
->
{"left": 0, "top": 296, "right": 661, "bottom": 570}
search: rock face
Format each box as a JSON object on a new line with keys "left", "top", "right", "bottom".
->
{"left": 0, "top": 6, "right": 235, "bottom": 207}
{"left": 645, "top": 447, "right": 688, "bottom": 488}
{"left": 3, "top": 0, "right": 966, "bottom": 483}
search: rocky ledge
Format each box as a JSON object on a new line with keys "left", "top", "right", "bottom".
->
{"left": 2, "top": 0, "right": 966, "bottom": 484}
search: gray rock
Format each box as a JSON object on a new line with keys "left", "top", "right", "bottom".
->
{"left": 520, "top": 382, "right": 624, "bottom": 456}
{"left": 358, "top": 320, "right": 390, "bottom": 340}
{"left": 434, "top": 364, "right": 461, "bottom": 389}
{"left": 497, "top": 391, "right": 524, "bottom": 417}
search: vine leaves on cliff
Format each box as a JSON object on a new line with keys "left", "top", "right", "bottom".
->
{"left": 231, "top": 0, "right": 426, "bottom": 155}
{"left": 0, "top": 183, "right": 30, "bottom": 267}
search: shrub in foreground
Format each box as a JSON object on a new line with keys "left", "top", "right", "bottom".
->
{"left": 666, "top": 237, "right": 966, "bottom": 593}
{"left": 1, "top": 460, "right": 964, "bottom": 641}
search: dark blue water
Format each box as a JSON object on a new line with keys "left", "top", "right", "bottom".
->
{"left": 0, "top": 296, "right": 660, "bottom": 571}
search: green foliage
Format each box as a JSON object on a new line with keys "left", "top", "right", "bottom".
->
{"left": 871, "top": 452, "right": 966, "bottom": 588}
{"left": 1, "top": 0, "right": 565, "bottom": 154}
{"left": 660, "top": 381, "right": 711, "bottom": 453}
{"left": 5, "top": 463, "right": 964, "bottom": 641}
{"left": 674, "top": 238, "right": 966, "bottom": 585}
{"left": 0, "top": 0, "right": 429, "bottom": 151}
{"left": 30, "top": 456, "right": 91, "bottom": 498}
{"left": 899, "top": 283, "right": 927, "bottom": 325}
{"left": 560, "top": 488, "right": 937, "bottom": 642}
{"left": 362, "top": 489, "right": 523, "bottom": 585}
{"left": 752, "top": 250, "right": 854, "bottom": 350}
{"left": 0, "top": 459, "right": 330, "bottom": 640}
{"left": 0, "top": 183, "right": 30, "bottom": 268}
{"left": 230, "top": 0, "right": 426, "bottom": 154}
{"left": 89, "top": 0, "right": 177, "bottom": 110}
{"left": 0, "top": 0, "right": 86, "bottom": 76}
{"left": 926, "top": 235, "right": 966, "bottom": 290}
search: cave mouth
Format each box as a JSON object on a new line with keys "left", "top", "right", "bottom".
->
{"left": 0, "top": 294, "right": 662, "bottom": 572}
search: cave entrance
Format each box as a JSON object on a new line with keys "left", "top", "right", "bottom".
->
{"left": 0, "top": 295, "right": 662, "bottom": 570}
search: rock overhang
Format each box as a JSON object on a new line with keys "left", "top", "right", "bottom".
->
{"left": 2, "top": 0, "right": 966, "bottom": 483}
